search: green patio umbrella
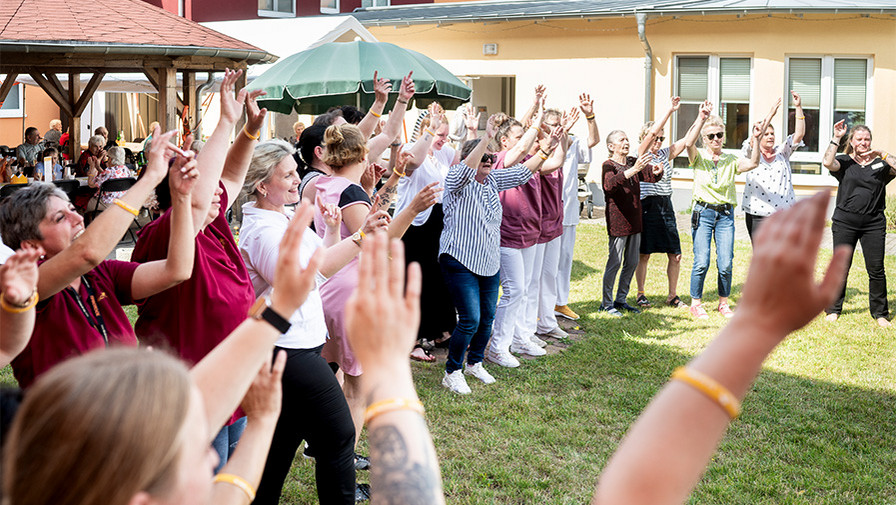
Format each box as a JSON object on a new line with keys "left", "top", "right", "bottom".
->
{"left": 248, "top": 41, "right": 472, "bottom": 115}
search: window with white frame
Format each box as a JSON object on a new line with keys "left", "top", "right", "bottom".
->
{"left": 258, "top": 0, "right": 294, "bottom": 17}
{"left": 675, "top": 55, "right": 752, "bottom": 151}
{"left": 0, "top": 82, "right": 25, "bottom": 119}
{"left": 320, "top": 0, "right": 339, "bottom": 13}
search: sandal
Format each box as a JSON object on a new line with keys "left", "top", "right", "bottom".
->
{"left": 667, "top": 295, "right": 687, "bottom": 308}
{"left": 636, "top": 294, "right": 651, "bottom": 307}
{"left": 433, "top": 332, "right": 452, "bottom": 349}
{"left": 410, "top": 346, "right": 436, "bottom": 363}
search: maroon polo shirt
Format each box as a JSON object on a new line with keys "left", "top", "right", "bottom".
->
{"left": 497, "top": 151, "right": 542, "bottom": 249}
{"left": 537, "top": 169, "right": 563, "bottom": 244}
{"left": 12, "top": 260, "right": 139, "bottom": 388}
{"left": 602, "top": 156, "right": 663, "bottom": 237}
{"left": 132, "top": 182, "right": 255, "bottom": 366}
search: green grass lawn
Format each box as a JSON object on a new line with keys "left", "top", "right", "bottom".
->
{"left": 3, "top": 221, "right": 894, "bottom": 504}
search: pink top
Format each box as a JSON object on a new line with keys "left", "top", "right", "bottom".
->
{"left": 132, "top": 182, "right": 255, "bottom": 366}
{"left": 497, "top": 151, "right": 542, "bottom": 249}
{"left": 12, "top": 260, "right": 139, "bottom": 388}
{"left": 537, "top": 169, "right": 563, "bottom": 243}
{"left": 93, "top": 165, "right": 133, "bottom": 204}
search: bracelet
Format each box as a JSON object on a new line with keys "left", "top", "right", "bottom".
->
{"left": 393, "top": 167, "right": 406, "bottom": 177}
{"left": 796, "top": 116, "right": 805, "bottom": 120}
{"left": 396, "top": 98, "right": 408, "bottom": 104}
{"left": 537, "top": 152, "right": 548, "bottom": 161}
{"left": 0, "top": 289, "right": 38, "bottom": 313}
{"left": 370, "top": 110, "right": 382, "bottom": 118}
{"left": 585, "top": 114, "right": 595, "bottom": 120}
{"left": 364, "top": 397, "right": 425, "bottom": 425}
{"left": 214, "top": 473, "right": 255, "bottom": 501}
{"left": 882, "top": 152, "right": 889, "bottom": 161}
{"left": 671, "top": 367, "right": 741, "bottom": 419}
{"left": 830, "top": 140, "right": 840, "bottom": 146}
{"left": 113, "top": 198, "right": 140, "bottom": 218}
{"left": 242, "top": 126, "right": 260, "bottom": 141}
{"left": 390, "top": 141, "right": 402, "bottom": 147}
{"left": 528, "top": 126, "right": 539, "bottom": 133}
{"left": 423, "top": 128, "right": 435, "bottom": 137}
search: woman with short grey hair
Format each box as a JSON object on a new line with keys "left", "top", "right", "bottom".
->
{"left": 75, "top": 134, "right": 107, "bottom": 177}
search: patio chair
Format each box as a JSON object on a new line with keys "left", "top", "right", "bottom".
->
{"left": 0, "top": 182, "right": 30, "bottom": 201}
{"left": 86, "top": 177, "right": 142, "bottom": 242}
{"left": 52, "top": 179, "right": 79, "bottom": 200}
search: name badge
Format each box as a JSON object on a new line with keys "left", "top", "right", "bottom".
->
{"left": 871, "top": 162, "right": 884, "bottom": 170}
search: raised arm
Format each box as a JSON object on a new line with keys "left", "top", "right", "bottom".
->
{"left": 386, "top": 182, "right": 441, "bottom": 239}
{"left": 579, "top": 93, "right": 600, "bottom": 148}
{"left": 506, "top": 96, "right": 544, "bottom": 167}
{"left": 404, "top": 103, "right": 441, "bottom": 177}
{"left": 641, "top": 96, "right": 680, "bottom": 157}
{"left": 345, "top": 232, "right": 446, "bottom": 505}
{"left": 536, "top": 125, "right": 566, "bottom": 174}
{"left": 685, "top": 100, "right": 713, "bottom": 163}
{"left": 192, "top": 201, "right": 321, "bottom": 436}
{"left": 791, "top": 91, "right": 806, "bottom": 146}
{"left": 463, "top": 104, "right": 481, "bottom": 142}
{"left": 36, "top": 129, "right": 179, "bottom": 300}
{"left": 823, "top": 120, "right": 847, "bottom": 173}
{"left": 0, "top": 245, "right": 42, "bottom": 367}
{"left": 520, "top": 85, "right": 545, "bottom": 129}
{"left": 221, "top": 89, "right": 268, "bottom": 210}
{"left": 129, "top": 153, "right": 199, "bottom": 300}
{"left": 358, "top": 71, "right": 391, "bottom": 139}
{"left": 367, "top": 72, "right": 415, "bottom": 163}
{"left": 592, "top": 190, "right": 850, "bottom": 505}
{"left": 738, "top": 99, "right": 778, "bottom": 173}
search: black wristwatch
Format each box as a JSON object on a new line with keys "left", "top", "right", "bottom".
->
{"left": 248, "top": 295, "right": 291, "bottom": 334}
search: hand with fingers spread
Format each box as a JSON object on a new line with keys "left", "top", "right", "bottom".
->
{"left": 407, "top": 181, "right": 442, "bottom": 214}
{"left": 361, "top": 206, "right": 391, "bottom": 236}
{"left": 464, "top": 104, "right": 481, "bottom": 132}
{"left": 698, "top": 100, "right": 713, "bottom": 120}
{"left": 579, "top": 93, "right": 594, "bottom": 116}
{"left": 219, "top": 68, "right": 247, "bottom": 125}
{"left": 270, "top": 201, "right": 322, "bottom": 317}
{"left": 562, "top": 107, "right": 580, "bottom": 134}
{"left": 832, "top": 119, "right": 848, "bottom": 141}
{"left": 1, "top": 245, "right": 42, "bottom": 307}
{"left": 245, "top": 88, "right": 268, "bottom": 135}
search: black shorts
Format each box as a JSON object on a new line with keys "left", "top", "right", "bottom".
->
{"left": 640, "top": 195, "right": 682, "bottom": 255}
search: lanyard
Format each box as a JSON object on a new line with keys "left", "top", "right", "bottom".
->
{"left": 67, "top": 276, "right": 109, "bottom": 345}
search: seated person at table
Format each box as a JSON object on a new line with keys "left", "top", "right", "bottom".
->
{"left": 43, "top": 119, "right": 62, "bottom": 146}
{"left": 87, "top": 146, "right": 133, "bottom": 209}
{"left": 34, "top": 147, "right": 63, "bottom": 182}
{"left": 76, "top": 135, "right": 106, "bottom": 178}
{"left": 16, "top": 127, "right": 44, "bottom": 175}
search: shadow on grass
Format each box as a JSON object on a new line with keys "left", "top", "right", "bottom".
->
{"left": 570, "top": 259, "right": 599, "bottom": 282}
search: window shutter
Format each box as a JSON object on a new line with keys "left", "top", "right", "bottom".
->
{"left": 788, "top": 58, "right": 821, "bottom": 109}
{"left": 834, "top": 59, "right": 867, "bottom": 112}
{"left": 720, "top": 58, "right": 750, "bottom": 102}
{"left": 678, "top": 57, "right": 708, "bottom": 101}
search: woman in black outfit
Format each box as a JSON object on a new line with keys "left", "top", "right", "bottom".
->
{"left": 822, "top": 120, "right": 896, "bottom": 327}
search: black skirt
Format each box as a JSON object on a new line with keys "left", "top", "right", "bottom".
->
{"left": 640, "top": 195, "right": 682, "bottom": 255}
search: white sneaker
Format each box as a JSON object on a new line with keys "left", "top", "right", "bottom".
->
{"left": 538, "top": 326, "right": 569, "bottom": 340}
{"left": 441, "top": 370, "right": 472, "bottom": 394}
{"left": 464, "top": 362, "right": 496, "bottom": 384}
{"left": 530, "top": 334, "right": 548, "bottom": 348}
{"left": 510, "top": 339, "right": 547, "bottom": 356}
{"left": 485, "top": 349, "right": 520, "bottom": 368}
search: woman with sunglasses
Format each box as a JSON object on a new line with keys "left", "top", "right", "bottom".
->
{"left": 822, "top": 121, "right": 895, "bottom": 328}
{"left": 439, "top": 115, "right": 561, "bottom": 394}
{"left": 685, "top": 102, "right": 768, "bottom": 320}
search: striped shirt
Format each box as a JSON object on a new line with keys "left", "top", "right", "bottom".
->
{"left": 640, "top": 146, "right": 674, "bottom": 198}
{"left": 439, "top": 161, "right": 533, "bottom": 276}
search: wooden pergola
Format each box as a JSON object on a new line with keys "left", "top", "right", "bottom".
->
{"left": 0, "top": 0, "right": 275, "bottom": 157}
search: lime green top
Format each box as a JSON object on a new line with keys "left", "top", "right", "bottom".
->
{"left": 690, "top": 148, "right": 739, "bottom": 205}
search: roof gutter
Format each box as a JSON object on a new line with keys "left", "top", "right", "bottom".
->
{"left": 0, "top": 41, "right": 278, "bottom": 64}
{"left": 636, "top": 12, "right": 652, "bottom": 123}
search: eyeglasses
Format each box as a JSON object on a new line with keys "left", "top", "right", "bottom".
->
{"left": 705, "top": 132, "right": 724, "bottom": 140}
{"left": 481, "top": 153, "right": 496, "bottom": 164}
{"left": 654, "top": 136, "right": 665, "bottom": 142}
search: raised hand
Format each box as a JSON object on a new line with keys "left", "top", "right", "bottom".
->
{"left": 219, "top": 68, "right": 247, "bottom": 124}
{"left": 168, "top": 151, "right": 199, "bottom": 196}
{"left": 464, "top": 105, "right": 481, "bottom": 132}
{"left": 790, "top": 90, "right": 801, "bottom": 108}
{"left": 739, "top": 190, "right": 850, "bottom": 336}
{"left": 579, "top": 93, "right": 594, "bottom": 116}
{"left": 408, "top": 181, "right": 442, "bottom": 214}
{"left": 832, "top": 119, "right": 847, "bottom": 140}
{"left": 0, "top": 244, "right": 43, "bottom": 306}
{"left": 485, "top": 114, "right": 499, "bottom": 139}
{"left": 534, "top": 85, "right": 546, "bottom": 103}
{"left": 699, "top": 100, "right": 713, "bottom": 120}
{"left": 399, "top": 71, "right": 415, "bottom": 102}
{"left": 316, "top": 194, "right": 342, "bottom": 230}
{"left": 240, "top": 350, "right": 286, "bottom": 422}
{"left": 373, "top": 70, "right": 392, "bottom": 103}
{"left": 143, "top": 127, "right": 181, "bottom": 184}
{"left": 245, "top": 89, "right": 268, "bottom": 135}
{"left": 562, "top": 107, "right": 580, "bottom": 133}
{"left": 361, "top": 206, "right": 391, "bottom": 235}
{"left": 670, "top": 96, "right": 681, "bottom": 111}
{"left": 270, "top": 201, "right": 322, "bottom": 317}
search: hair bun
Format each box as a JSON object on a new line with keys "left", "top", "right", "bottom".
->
{"left": 324, "top": 125, "right": 345, "bottom": 145}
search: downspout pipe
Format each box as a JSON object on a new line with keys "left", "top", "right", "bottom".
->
{"left": 194, "top": 72, "right": 215, "bottom": 138}
{"left": 636, "top": 12, "right": 653, "bottom": 123}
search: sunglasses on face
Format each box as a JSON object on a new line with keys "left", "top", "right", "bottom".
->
{"left": 481, "top": 153, "right": 496, "bottom": 164}
{"left": 705, "top": 132, "right": 724, "bottom": 140}
{"left": 654, "top": 136, "right": 665, "bottom": 142}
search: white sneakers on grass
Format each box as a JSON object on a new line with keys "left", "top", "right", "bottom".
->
{"left": 538, "top": 326, "right": 569, "bottom": 340}
{"left": 464, "top": 362, "right": 496, "bottom": 384}
{"left": 442, "top": 370, "right": 471, "bottom": 394}
{"left": 510, "top": 339, "right": 547, "bottom": 356}
{"left": 485, "top": 349, "right": 520, "bottom": 368}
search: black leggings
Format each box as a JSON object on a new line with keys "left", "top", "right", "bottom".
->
{"left": 253, "top": 345, "right": 356, "bottom": 505}
{"left": 826, "top": 212, "right": 889, "bottom": 319}
{"left": 745, "top": 213, "right": 767, "bottom": 243}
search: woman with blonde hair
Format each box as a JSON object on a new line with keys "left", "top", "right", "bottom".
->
{"left": 822, "top": 121, "right": 895, "bottom": 327}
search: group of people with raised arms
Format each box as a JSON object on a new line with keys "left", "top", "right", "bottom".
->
{"left": 0, "top": 71, "right": 893, "bottom": 505}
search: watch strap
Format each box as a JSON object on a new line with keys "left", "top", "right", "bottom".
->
{"left": 259, "top": 306, "right": 291, "bottom": 334}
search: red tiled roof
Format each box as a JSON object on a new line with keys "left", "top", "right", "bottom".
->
{"left": 0, "top": 0, "right": 264, "bottom": 53}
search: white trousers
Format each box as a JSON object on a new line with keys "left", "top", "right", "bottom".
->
{"left": 490, "top": 245, "right": 537, "bottom": 353}
{"left": 537, "top": 236, "right": 562, "bottom": 333}
{"left": 556, "top": 224, "right": 576, "bottom": 306}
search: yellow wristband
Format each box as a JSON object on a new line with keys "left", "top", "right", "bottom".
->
{"left": 364, "top": 397, "right": 425, "bottom": 425}
{"left": 0, "top": 290, "right": 38, "bottom": 313}
{"left": 585, "top": 114, "right": 595, "bottom": 120}
{"left": 242, "top": 126, "right": 260, "bottom": 141}
{"left": 529, "top": 126, "right": 539, "bottom": 133}
{"left": 370, "top": 110, "right": 382, "bottom": 118}
{"left": 393, "top": 167, "right": 406, "bottom": 177}
{"left": 214, "top": 473, "right": 256, "bottom": 501}
{"left": 671, "top": 366, "right": 741, "bottom": 419}
{"left": 113, "top": 198, "right": 140, "bottom": 218}
{"left": 882, "top": 152, "right": 889, "bottom": 161}
{"left": 424, "top": 128, "right": 435, "bottom": 137}
{"left": 538, "top": 152, "right": 548, "bottom": 161}
{"left": 796, "top": 116, "right": 805, "bottom": 120}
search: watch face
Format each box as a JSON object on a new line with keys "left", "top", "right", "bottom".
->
{"left": 248, "top": 296, "right": 267, "bottom": 317}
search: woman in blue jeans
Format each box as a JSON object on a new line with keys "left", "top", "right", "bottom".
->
{"left": 685, "top": 102, "right": 767, "bottom": 319}
{"left": 438, "top": 117, "right": 560, "bottom": 394}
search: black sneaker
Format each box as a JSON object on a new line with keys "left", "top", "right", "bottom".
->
{"left": 355, "top": 453, "right": 370, "bottom": 471}
{"left": 355, "top": 483, "right": 371, "bottom": 502}
{"left": 614, "top": 302, "right": 641, "bottom": 314}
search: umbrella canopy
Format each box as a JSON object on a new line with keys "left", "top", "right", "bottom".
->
{"left": 248, "top": 41, "right": 472, "bottom": 115}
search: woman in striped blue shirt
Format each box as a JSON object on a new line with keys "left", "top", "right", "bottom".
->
{"left": 438, "top": 116, "right": 561, "bottom": 394}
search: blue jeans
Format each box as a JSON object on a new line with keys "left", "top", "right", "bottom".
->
{"left": 439, "top": 254, "right": 500, "bottom": 374}
{"left": 690, "top": 203, "right": 734, "bottom": 300}
{"left": 212, "top": 416, "right": 247, "bottom": 473}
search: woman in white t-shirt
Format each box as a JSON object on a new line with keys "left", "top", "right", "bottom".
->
{"left": 238, "top": 140, "right": 389, "bottom": 504}
{"left": 396, "top": 105, "right": 461, "bottom": 359}
{"left": 741, "top": 92, "right": 805, "bottom": 241}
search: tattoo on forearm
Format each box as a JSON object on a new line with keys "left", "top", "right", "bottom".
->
{"left": 375, "top": 184, "right": 397, "bottom": 210}
{"left": 369, "top": 424, "right": 441, "bottom": 505}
